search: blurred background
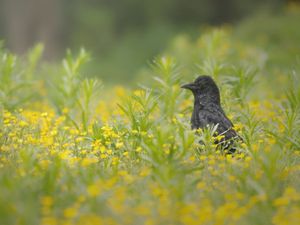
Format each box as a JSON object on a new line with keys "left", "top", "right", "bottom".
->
{"left": 0, "top": 0, "right": 294, "bottom": 84}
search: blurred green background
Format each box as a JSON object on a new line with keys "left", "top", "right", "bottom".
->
{"left": 0, "top": 0, "right": 294, "bottom": 84}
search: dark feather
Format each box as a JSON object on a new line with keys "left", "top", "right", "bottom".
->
{"left": 182, "top": 75, "right": 240, "bottom": 153}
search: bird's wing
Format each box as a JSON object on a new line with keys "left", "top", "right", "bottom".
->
{"left": 196, "top": 106, "right": 237, "bottom": 140}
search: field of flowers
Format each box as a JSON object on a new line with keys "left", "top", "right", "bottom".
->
{"left": 1, "top": 8, "right": 300, "bottom": 225}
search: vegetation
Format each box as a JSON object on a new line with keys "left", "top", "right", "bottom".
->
{"left": 0, "top": 7, "right": 300, "bottom": 225}
{"left": 0, "top": 0, "right": 284, "bottom": 82}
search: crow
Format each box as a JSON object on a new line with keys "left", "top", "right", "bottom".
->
{"left": 181, "top": 75, "right": 239, "bottom": 153}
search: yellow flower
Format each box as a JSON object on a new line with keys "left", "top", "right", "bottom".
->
{"left": 41, "top": 196, "right": 54, "bottom": 207}
{"left": 252, "top": 143, "right": 259, "bottom": 152}
{"left": 81, "top": 158, "right": 98, "bottom": 167}
{"left": 87, "top": 183, "right": 101, "bottom": 197}
{"left": 131, "top": 129, "right": 138, "bottom": 135}
{"left": 19, "top": 120, "right": 28, "bottom": 127}
{"left": 99, "top": 146, "right": 106, "bottom": 153}
{"left": 62, "top": 107, "right": 69, "bottom": 114}
{"left": 41, "top": 216, "right": 58, "bottom": 225}
{"left": 63, "top": 207, "right": 78, "bottom": 218}
{"left": 76, "top": 214, "right": 103, "bottom": 225}
{"left": 116, "top": 142, "right": 124, "bottom": 149}
{"left": 199, "top": 155, "right": 207, "bottom": 161}
{"left": 112, "top": 157, "right": 119, "bottom": 165}
{"left": 100, "top": 154, "right": 107, "bottom": 159}
{"left": 139, "top": 168, "right": 151, "bottom": 177}
{"left": 274, "top": 187, "right": 300, "bottom": 207}
{"left": 75, "top": 137, "right": 84, "bottom": 143}
{"left": 107, "top": 149, "right": 113, "bottom": 155}
{"left": 114, "top": 85, "right": 126, "bottom": 97}
{"left": 40, "top": 160, "right": 51, "bottom": 169}
{"left": 41, "top": 112, "right": 48, "bottom": 117}
{"left": 133, "top": 89, "right": 144, "bottom": 97}
{"left": 196, "top": 182, "right": 206, "bottom": 189}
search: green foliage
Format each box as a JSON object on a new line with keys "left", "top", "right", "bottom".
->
{"left": 52, "top": 48, "right": 90, "bottom": 111}
{"left": 50, "top": 48, "right": 102, "bottom": 130}
{"left": 0, "top": 45, "right": 43, "bottom": 110}
{"left": 224, "top": 65, "right": 258, "bottom": 105}
{"left": 151, "top": 56, "right": 183, "bottom": 119}
{"left": 270, "top": 68, "right": 300, "bottom": 150}
{"left": 118, "top": 89, "right": 158, "bottom": 132}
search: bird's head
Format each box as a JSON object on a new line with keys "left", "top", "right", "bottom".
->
{"left": 181, "top": 75, "right": 220, "bottom": 104}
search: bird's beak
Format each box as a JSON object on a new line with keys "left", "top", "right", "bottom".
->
{"left": 181, "top": 83, "right": 196, "bottom": 90}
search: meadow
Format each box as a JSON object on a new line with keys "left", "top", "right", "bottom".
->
{"left": 0, "top": 7, "right": 300, "bottom": 225}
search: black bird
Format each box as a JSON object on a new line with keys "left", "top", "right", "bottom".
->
{"left": 181, "top": 75, "right": 239, "bottom": 153}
